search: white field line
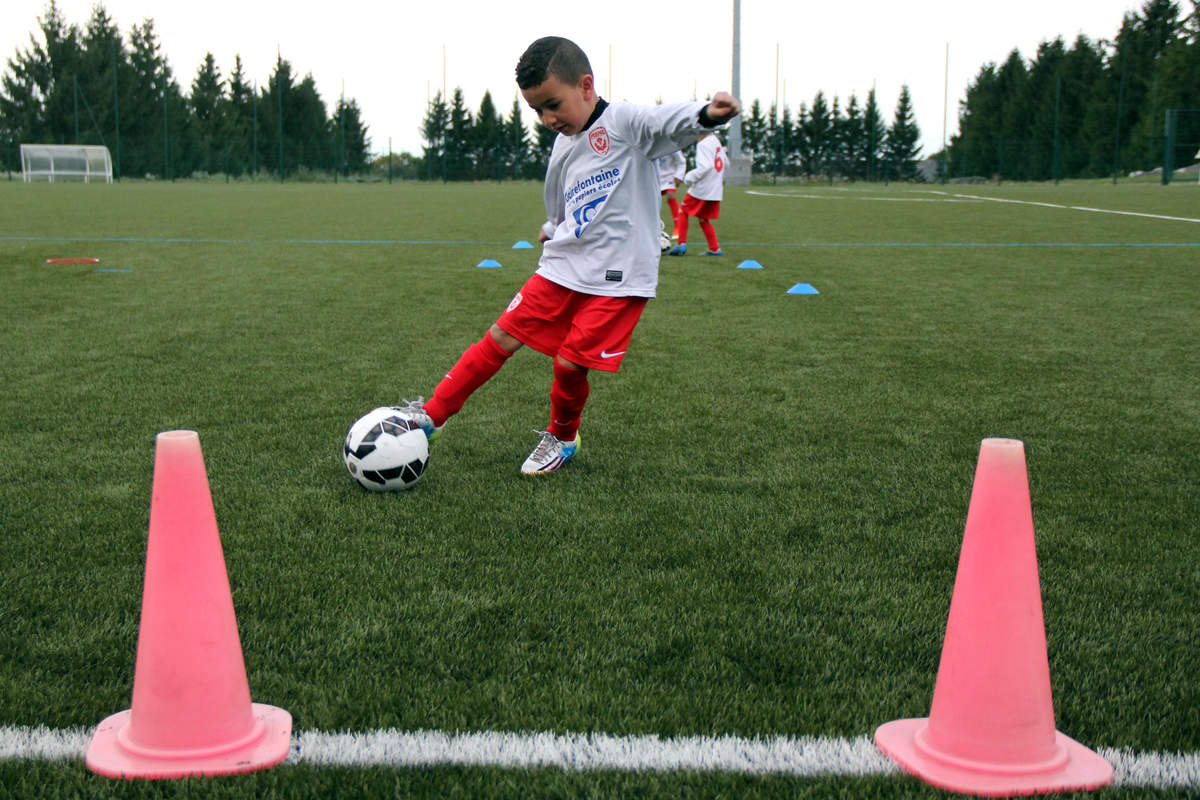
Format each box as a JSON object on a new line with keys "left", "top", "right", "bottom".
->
{"left": 1, "top": 725, "right": 1198, "bottom": 788}
{"left": 926, "top": 190, "right": 1200, "bottom": 223}
{"left": 745, "top": 190, "right": 979, "bottom": 202}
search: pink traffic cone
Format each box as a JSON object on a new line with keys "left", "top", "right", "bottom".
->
{"left": 874, "top": 438, "right": 1112, "bottom": 796}
{"left": 86, "top": 430, "right": 291, "bottom": 779}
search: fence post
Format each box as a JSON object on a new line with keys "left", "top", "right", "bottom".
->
{"left": 1162, "top": 108, "right": 1176, "bottom": 186}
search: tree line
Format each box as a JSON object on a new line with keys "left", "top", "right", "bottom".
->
{"left": 415, "top": 82, "right": 922, "bottom": 183}
{"left": 949, "top": 0, "right": 1200, "bottom": 180}
{"left": 4, "top": 0, "right": 1196, "bottom": 182}
{"left": 0, "top": 1, "right": 369, "bottom": 179}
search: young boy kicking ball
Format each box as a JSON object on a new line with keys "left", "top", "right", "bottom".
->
{"left": 402, "top": 36, "right": 740, "bottom": 474}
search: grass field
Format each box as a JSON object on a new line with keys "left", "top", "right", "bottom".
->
{"left": 0, "top": 177, "right": 1197, "bottom": 798}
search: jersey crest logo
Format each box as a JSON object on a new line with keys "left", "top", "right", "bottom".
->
{"left": 588, "top": 127, "right": 610, "bottom": 156}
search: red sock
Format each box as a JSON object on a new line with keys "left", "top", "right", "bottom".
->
{"left": 699, "top": 219, "right": 719, "bottom": 252}
{"left": 549, "top": 359, "right": 589, "bottom": 442}
{"left": 676, "top": 213, "right": 690, "bottom": 244}
{"left": 424, "top": 331, "right": 511, "bottom": 426}
{"left": 666, "top": 194, "right": 680, "bottom": 223}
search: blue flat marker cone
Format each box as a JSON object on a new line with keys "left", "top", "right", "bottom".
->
{"left": 512, "top": 240, "right": 534, "bottom": 249}
{"left": 737, "top": 260, "right": 763, "bottom": 269}
{"left": 787, "top": 283, "right": 819, "bottom": 295}
{"left": 477, "top": 259, "right": 502, "bottom": 268}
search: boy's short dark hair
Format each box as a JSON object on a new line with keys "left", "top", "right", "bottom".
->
{"left": 516, "top": 37, "right": 592, "bottom": 89}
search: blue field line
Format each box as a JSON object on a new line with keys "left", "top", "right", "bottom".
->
{"left": 4, "top": 235, "right": 1198, "bottom": 248}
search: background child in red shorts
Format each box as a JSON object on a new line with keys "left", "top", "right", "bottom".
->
{"left": 669, "top": 132, "right": 727, "bottom": 257}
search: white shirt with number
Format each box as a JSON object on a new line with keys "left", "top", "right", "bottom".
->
{"left": 538, "top": 100, "right": 713, "bottom": 298}
{"left": 683, "top": 135, "right": 726, "bottom": 202}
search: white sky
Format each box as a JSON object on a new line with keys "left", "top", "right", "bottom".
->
{"left": 2, "top": 1, "right": 1142, "bottom": 158}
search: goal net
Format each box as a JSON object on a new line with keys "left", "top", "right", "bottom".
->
{"left": 20, "top": 144, "right": 113, "bottom": 183}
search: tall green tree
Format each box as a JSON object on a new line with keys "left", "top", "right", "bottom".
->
{"left": 420, "top": 90, "right": 448, "bottom": 181}
{"left": 862, "top": 88, "right": 887, "bottom": 181}
{"left": 1023, "top": 38, "right": 1069, "bottom": 180}
{"left": 189, "top": 52, "right": 224, "bottom": 175}
{"left": 995, "top": 49, "right": 1030, "bottom": 179}
{"left": 741, "top": 98, "right": 768, "bottom": 173}
{"left": 839, "top": 93, "right": 865, "bottom": 180}
{"left": 221, "top": 55, "right": 254, "bottom": 175}
{"left": 473, "top": 90, "right": 503, "bottom": 181}
{"left": 503, "top": 96, "right": 530, "bottom": 179}
{"left": 884, "top": 84, "right": 922, "bottom": 181}
{"left": 444, "top": 87, "right": 473, "bottom": 181}
{"left": 532, "top": 121, "right": 555, "bottom": 175}
{"left": 330, "top": 95, "right": 369, "bottom": 174}
{"left": 804, "top": 91, "right": 833, "bottom": 176}
{"left": 0, "top": 2, "right": 70, "bottom": 150}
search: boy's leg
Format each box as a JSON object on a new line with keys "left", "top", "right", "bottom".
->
{"left": 664, "top": 189, "right": 681, "bottom": 232}
{"left": 549, "top": 356, "right": 589, "bottom": 442}
{"left": 422, "top": 328, "right": 514, "bottom": 427}
{"left": 698, "top": 219, "right": 720, "bottom": 252}
{"left": 523, "top": 293, "right": 645, "bottom": 474}
{"left": 675, "top": 211, "right": 690, "bottom": 244}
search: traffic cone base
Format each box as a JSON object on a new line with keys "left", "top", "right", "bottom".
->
{"left": 876, "top": 718, "right": 1113, "bottom": 796}
{"left": 87, "top": 703, "right": 291, "bottom": 779}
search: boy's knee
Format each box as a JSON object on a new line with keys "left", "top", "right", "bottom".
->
{"left": 488, "top": 324, "right": 523, "bottom": 354}
{"left": 555, "top": 354, "right": 586, "bottom": 371}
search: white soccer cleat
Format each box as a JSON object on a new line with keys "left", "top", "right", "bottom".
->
{"left": 520, "top": 429, "right": 580, "bottom": 475}
{"left": 397, "top": 397, "right": 443, "bottom": 442}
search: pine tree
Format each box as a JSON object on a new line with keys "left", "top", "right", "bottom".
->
{"left": 862, "top": 88, "right": 886, "bottom": 181}
{"left": 805, "top": 91, "right": 832, "bottom": 178}
{"left": 420, "top": 90, "right": 448, "bottom": 181}
{"left": 222, "top": 55, "right": 254, "bottom": 176}
{"left": 1024, "top": 38, "right": 1069, "bottom": 180}
{"left": 503, "top": 96, "right": 530, "bottom": 179}
{"left": 330, "top": 96, "right": 369, "bottom": 174}
{"left": 840, "top": 93, "right": 865, "bottom": 181}
{"left": 0, "top": 3, "right": 69, "bottom": 150}
{"left": 532, "top": 121, "right": 555, "bottom": 176}
{"left": 444, "top": 87, "right": 472, "bottom": 181}
{"left": 189, "top": 53, "right": 224, "bottom": 175}
{"left": 473, "top": 90, "right": 503, "bottom": 181}
{"left": 994, "top": 49, "right": 1029, "bottom": 180}
{"left": 741, "top": 99, "right": 767, "bottom": 173}
{"left": 1058, "top": 35, "right": 1105, "bottom": 177}
{"left": 884, "top": 84, "right": 922, "bottom": 181}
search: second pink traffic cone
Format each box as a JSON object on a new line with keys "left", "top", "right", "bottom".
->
{"left": 874, "top": 438, "right": 1112, "bottom": 796}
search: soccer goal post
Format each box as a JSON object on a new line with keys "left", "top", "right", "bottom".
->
{"left": 20, "top": 144, "right": 113, "bottom": 183}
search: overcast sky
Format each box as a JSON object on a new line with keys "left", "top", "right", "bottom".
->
{"left": 2, "top": 1, "right": 1143, "bottom": 158}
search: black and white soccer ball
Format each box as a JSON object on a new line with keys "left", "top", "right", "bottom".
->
{"left": 343, "top": 407, "right": 429, "bottom": 491}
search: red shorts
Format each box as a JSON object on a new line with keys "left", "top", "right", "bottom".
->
{"left": 681, "top": 194, "right": 721, "bottom": 220}
{"left": 496, "top": 273, "right": 647, "bottom": 372}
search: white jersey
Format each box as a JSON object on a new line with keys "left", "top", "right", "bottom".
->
{"left": 683, "top": 135, "right": 726, "bottom": 201}
{"left": 655, "top": 151, "right": 686, "bottom": 191}
{"left": 538, "top": 100, "right": 713, "bottom": 298}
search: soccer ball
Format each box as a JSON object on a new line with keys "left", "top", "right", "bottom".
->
{"left": 659, "top": 229, "right": 673, "bottom": 252}
{"left": 343, "top": 407, "right": 429, "bottom": 491}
